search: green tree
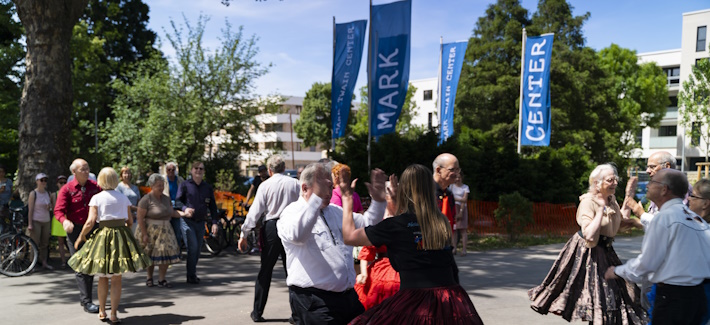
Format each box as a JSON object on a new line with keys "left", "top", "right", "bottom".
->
{"left": 15, "top": 0, "right": 90, "bottom": 199}
{"left": 351, "top": 84, "right": 423, "bottom": 140}
{"left": 0, "top": 0, "right": 23, "bottom": 173}
{"left": 679, "top": 58, "right": 710, "bottom": 162}
{"left": 293, "top": 82, "right": 342, "bottom": 150}
{"left": 494, "top": 191, "right": 533, "bottom": 241}
{"left": 104, "top": 15, "right": 274, "bottom": 176}
{"left": 70, "top": 0, "right": 160, "bottom": 167}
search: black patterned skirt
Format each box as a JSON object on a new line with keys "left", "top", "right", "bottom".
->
{"left": 528, "top": 232, "right": 648, "bottom": 324}
{"left": 68, "top": 219, "right": 152, "bottom": 276}
{"left": 350, "top": 284, "right": 484, "bottom": 325}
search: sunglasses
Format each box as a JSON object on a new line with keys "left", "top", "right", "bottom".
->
{"left": 58, "top": 181, "right": 67, "bottom": 185}
{"left": 38, "top": 178, "right": 48, "bottom": 182}
{"left": 193, "top": 167, "right": 204, "bottom": 170}
{"left": 166, "top": 168, "right": 175, "bottom": 171}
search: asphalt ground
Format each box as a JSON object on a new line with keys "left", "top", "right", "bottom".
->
{"left": 0, "top": 236, "right": 644, "bottom": 324}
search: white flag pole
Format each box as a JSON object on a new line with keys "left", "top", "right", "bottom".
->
{"left": 437, "top": 36, "right": 442, "bottom": 135}
{"left": 517, "top": 28, "right": 527, "bottom": 154}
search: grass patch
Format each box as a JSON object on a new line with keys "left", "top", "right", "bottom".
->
{"left": 466, "top": 229, "right": 644, "bottom": 251}
{"left": 466, "top": 233, "right": 570, "bottom": 251}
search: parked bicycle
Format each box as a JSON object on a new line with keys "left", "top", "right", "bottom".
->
{"left": 203, "top": 195, "right": 254, "bottom": 256}
{"left": 0, "top": 206, "right": 39, "bottom": 276}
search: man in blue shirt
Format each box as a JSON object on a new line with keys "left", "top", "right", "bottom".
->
{"left": 176, "top": 161, "right": 219, "bottom": 284}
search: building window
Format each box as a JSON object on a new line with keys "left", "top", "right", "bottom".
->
{"left": 265, "top": 141, "right": 283, "bottom": 150}
{"left": 658, "top": 125, "right": 677, "bottom": 137}
{"left": 669, "top": 96, "right": 678, "bottom": 107}
{"left": 697, "top": 26, "right": 707, "bottom": 52}
{"left": 296, "top": 105, "right": 302, "bottom": 114}
{"left": 663, "top": 66, "right": 680, "bottom": 86}
{"left": 423, "top": 90, "right": 433, "bottom": 101}
{"left": 636, "top": 129, "right": 642, "bottom": 146}
{"left": 264, "top": 123, "right": 283, "bottom": 132}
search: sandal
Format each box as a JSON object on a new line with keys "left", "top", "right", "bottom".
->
{"left": 158, "top": 280, "right": 172, "bottom": 288}
{"left": 146, "top": 278, "right": 154, "bottom": 287}
{"left": 110, "top": 316, "right": 121, "bottom": 324}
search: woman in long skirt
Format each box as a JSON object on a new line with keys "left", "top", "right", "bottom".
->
{"left": 528, "top": 164, "right": 647, "bottom": 324}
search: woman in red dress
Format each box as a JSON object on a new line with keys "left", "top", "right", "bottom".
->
{"left": 355, "top": 181, "right": 400, "bottom": 310}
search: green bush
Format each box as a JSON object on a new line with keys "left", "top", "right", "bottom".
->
{"left": 494, "top": 192, "right": 534, "bottom": 242}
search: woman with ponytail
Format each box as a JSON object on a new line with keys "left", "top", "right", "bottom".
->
{"left": 341, "top": 164, "right": 483, "bottom": 324}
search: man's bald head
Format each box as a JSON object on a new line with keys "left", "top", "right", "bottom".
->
{"left": 655, "top": 169, "right": 689, "bottom": 199}
{"left": 432, "top": 153, "right": 460, "bottom": 188}
{"left": 647, "top": 151, "right": 676, "bottom": 177}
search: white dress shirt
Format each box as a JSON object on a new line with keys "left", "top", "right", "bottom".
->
{"left": 277, "top": 194, "right": 386, "bottom": 292}
{"left": 241, "top": 173, "right": 300, "bottom": 237}
{"left": 615, "top": 198, "right": 710, "bottom": 286}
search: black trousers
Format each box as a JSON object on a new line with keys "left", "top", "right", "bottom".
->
{"left": 253, "top": 219, "right": 287, "bottom": 316}
{"left": 65, "top": 223, "right": 96, "bottom": 306}
{"left": 653, "top": 283, "right": 707, "bottom": 325}
{"left": 288, "top": 286, "right": 364, "bottom": 325}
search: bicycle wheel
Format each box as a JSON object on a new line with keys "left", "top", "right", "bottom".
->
{"left": 204, "top": 225, "right": 225, "bottom": 256}
{"left": 0, "top": 233, "right": 38, "bottom": 277}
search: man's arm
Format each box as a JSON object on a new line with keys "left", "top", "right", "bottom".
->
{"left": 241, "top": 184, "right": 267, "bottom": 236}
{"left": 53, "top": 187, "right": 69, "bottom": 224}
{"left": 277, "top": 196, "right": 322, "bottom": 244}
{"left": 612, "top": 213, "right": 670, "bottom": 283}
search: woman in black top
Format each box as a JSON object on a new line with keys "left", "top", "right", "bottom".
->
{"left": 341, "top": 164, "right": 483, "bottom": 324}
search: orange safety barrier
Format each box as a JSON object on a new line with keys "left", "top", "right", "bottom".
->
{"left": 138, "top": 186, "right": 247, "bottom": 219}
{"left": 467, "top": 200, "right": 579, "bottom": 236}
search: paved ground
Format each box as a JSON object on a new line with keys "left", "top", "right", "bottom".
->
{"left": 0, "top": 236, "right": 643, "bottom": 324}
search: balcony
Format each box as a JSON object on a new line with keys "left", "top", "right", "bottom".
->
{"left": 649, "top": 136, "right": 677, "bottom": 148}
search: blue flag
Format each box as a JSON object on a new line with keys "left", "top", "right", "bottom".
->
{"left": 438, "top": 41, "right": 467, "bottom": 145}
{"left": 369, "top": 0, "right": 411, "bottom": 137}
{"left": 332, "top": 20, "right": 367, "bottom": 139}
{"left": 520, "top": 34, "right": 553, "bottom": 146}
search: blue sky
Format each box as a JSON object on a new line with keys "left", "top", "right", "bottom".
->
{"left": 144, "top": 0, "right": 709, "bottom": 99}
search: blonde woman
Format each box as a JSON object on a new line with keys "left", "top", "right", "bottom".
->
{"left": 341, "top": 164, "right": 483, "bottom": 324}
{"left": 68, "top": 167, "right": 151, "bottom": 323}
{"left": 529, "top": 164, "right": 647, "bottom": 324}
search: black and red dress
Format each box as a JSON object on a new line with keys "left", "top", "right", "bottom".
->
{"left": 355, "top": 245, "right": 401, "bottom": 310}
{"left": 350, "top": 213, "right": 483, "bottom": 325}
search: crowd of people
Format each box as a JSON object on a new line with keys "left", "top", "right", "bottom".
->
{"left": 5, "top": 148, "right": 710, "bottom": 324}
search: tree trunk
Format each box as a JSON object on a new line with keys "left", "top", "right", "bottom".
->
{"left": 14, "top": 0, "right": 89, "bottom": 201}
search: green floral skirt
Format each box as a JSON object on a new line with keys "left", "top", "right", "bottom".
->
{"left": 68, "top": 222, "right": 152, "bottom": 275}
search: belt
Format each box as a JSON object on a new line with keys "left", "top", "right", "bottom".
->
{"left": 99, "top": 219, "right": 126, "bottom": 228}
{"left": 577, "top": 230, "right": 613, "bottom": 249}
{"left": 289, "top": 285, "right": 353, "bottom": 296}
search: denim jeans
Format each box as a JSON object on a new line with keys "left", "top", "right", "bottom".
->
{"left": 170, "top": 217, "right": 184, "bottom": 247}
{"left": 180, "top": 218, "right": 205, "bottom": 279}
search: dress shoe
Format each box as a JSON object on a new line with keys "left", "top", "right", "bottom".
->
{"left": 250, "top": 311, "right": 266, "bottom": 322}
{"left": 83, "top": 302, "right": 99, "bottom": 313}
{"left": 186, "top": 276, "right": 201, "bottom": 284}
{"left": 288, "top": 316, "right": 295, "bottom": 324}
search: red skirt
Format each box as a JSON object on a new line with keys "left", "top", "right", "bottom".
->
{"left": 350, "top": 285, "right": 484, "bottom": 325}
{"left": 355, "top": 257, "right": 401, "bottom": 310}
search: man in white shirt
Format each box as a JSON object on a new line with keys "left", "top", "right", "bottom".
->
{"left": 606, "top": 169, "right": 710, "bottom": 324}
{"left": 277, "top": 162, "right": 387, "bottom": 324}
{"left": 239, "top": 155, "right": 300, "bottom": 323}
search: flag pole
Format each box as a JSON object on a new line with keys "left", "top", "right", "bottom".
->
{"left": 517, "top": 28, "right": 527, "bottom": 154}
{"left": 367, "top": 0, "right": 372, "bottom": 172}
{"left": 437, "top": 36, "right": 442, "bottom": 137}
{"left": 332, "top": 16, "right": 336, "bottom": 151}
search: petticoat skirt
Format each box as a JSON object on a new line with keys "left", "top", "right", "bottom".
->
{"left": 134, "top": 219, "right": 181, "bottom": 265}
{"left": 350, "top": 284, "right": 484, "bottom": 324}
{"left": 68, "top": 221, "right": 152, "bottom": 276}
{"left": 355, "top": 257, "right": 401, "bottom": 310}
{"left": 528, "top": 232, "right": 648, "bottom": 324}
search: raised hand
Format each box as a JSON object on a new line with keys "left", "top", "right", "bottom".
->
{"left": 365, "top": 168, "right": 387, "bottom": 202}
{"left": 625, "top": 176, "right": 638, "bottom": 197}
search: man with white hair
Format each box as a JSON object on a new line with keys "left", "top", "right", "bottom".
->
{"left": 278, "top": 162, "right": 387, "bottom": 324}
{"left": 54, "top": 158, "right": 102, "bottom": 314}
{"left": 239, "top": 155, "right": 300, "bottom": 322}
{"left": 432, "top": 153, "right": 460, "bottom": 230}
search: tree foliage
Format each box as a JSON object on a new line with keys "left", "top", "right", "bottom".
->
{"left": 351, "top": 84, "right": 424, "bottom": 140}
{"left": 679, "top": 58, "right": 710, "bottom": 161}
{"left": 0, "top": 0, "right": 23, "bottom": 173}
{"left": 494, "top": 191, "right": 534, "bottom": 241}
{"left": 70, "top": 0, "right": 160, "bottom": 168}
{"left": 104, "top": 15, "right": 275, "bottom": 177}
{"left": 293, "top": 82, "right": 341, "bottom": 150}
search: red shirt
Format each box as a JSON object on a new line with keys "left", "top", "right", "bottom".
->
{"left": 54, "top": 179, "right": 101, "bottom": 224}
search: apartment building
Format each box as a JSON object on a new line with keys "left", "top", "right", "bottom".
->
{"left": 636, "top": 8, "right": 709, "bottom": 171}
{"left": 239, "top": 96, "right": 325, "bottom": 177}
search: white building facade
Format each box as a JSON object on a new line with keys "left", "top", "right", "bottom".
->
{"left": 239, "top": 96, "right": 325, "bottom": 177}
{"left": 636, "top": 9, "right": 709, "bottom": 172}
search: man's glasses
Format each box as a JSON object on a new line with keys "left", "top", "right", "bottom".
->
{"left": 193, "top": 167, "right": 204, "bottom": 170}
{"left": 445, "top": 167, "right": 461, "bottom": 173}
